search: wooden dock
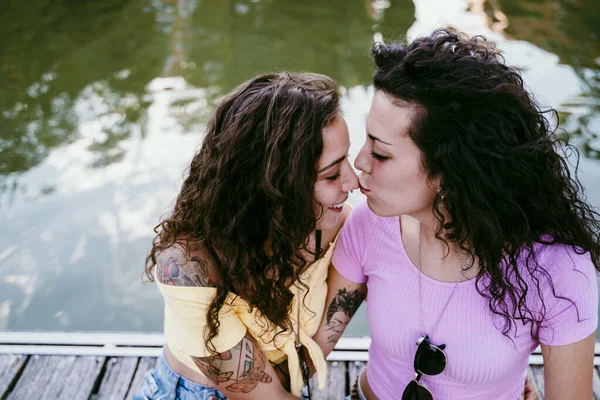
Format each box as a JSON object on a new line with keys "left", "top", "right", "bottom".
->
{"left": 0, "top": 332, "right": 599, "bottom": 399}
{"left": 3, "top": 355, "right": 598, "bottom": 399}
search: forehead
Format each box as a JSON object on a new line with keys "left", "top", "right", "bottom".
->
{"left": 366, "top": 91, "right": 416, "bottom": 141}
{"left": 321, "top": 115, "right": 349, "bottom": 150}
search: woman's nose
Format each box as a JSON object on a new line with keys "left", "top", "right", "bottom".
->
{"left": 342, "top": 166, "right": 359, "bottom": 192}
{"left": 354, "top": 148, "right": 369, "bottom": 173}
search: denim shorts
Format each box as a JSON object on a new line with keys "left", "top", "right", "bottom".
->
{"left": 133, "top": 352, "right": 226, "bottom": 400}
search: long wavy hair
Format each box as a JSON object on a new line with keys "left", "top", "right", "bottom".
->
{"left": 145, "top": 72, "right": 340, "bottom": 353}
{"left": 372, "top": 29, "right": 600, "bottom": 342}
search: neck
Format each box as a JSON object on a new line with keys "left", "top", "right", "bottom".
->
{"left": 419, "top": 222, "right": 455, "bottom": 253}
{"left": 414, "top": 214, "right": 478, "bottom": 280}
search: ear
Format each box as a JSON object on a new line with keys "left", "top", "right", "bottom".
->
{"left": 427, "top": 173, "right": 442, "bottom": 192}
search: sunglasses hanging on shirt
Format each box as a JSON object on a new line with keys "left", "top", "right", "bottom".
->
{"left": 402, "top": 335, "right": 447, "bottom": 400}
{"left": 403, "top": 223, "right": 471, "bottom": 399}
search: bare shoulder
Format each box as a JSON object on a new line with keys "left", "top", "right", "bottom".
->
{"left": 155, "top": 243, "right": 216, "bottom": 287}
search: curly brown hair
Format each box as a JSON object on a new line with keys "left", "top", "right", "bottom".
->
{"left": 372, "top": 29, "right": 600, "bottom": 342}
{"left": 145, "top": 72, "right": 341, "bottom": 353}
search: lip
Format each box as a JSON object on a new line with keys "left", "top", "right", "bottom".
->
{"left": 328, "top": 205, "right": 344, "bottom": 213}
{"left": 359, "top": 183, "right": 370, "bottom": 194}
{"left": 328, "top": 196, "right": 349, "bottom": 213}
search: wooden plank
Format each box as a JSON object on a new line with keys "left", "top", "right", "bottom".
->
{"left": 307, "top": 368, "right": 323, "bottom": 399}
{"left": 312, "top": 361, "right": 345, "bottom": 400}
{"left": 52, "top": 356, "right": 105, "bottom": 400}
{"left": 0, "top": 345, "right": 162, "bottom": 358}
{"left": 124, "top": 357, "right": 157, "bottom": 400}
{"left": 7, "top": 355, "right": 74, "bottom": 399}
{"left": 325, "top": 361, "right": 346, "bottom": 399}
{"left": 55, "top": 357, "right": 106, "bottom": 400}
{"left": 97, "top": 357, "right": 139, "bottom": 400}
{"left": 8, "top": 355, "right": 76, "bottom": 399}
{"left": 593, "top": 367, "right": 600, "bottom": 400}
{"left": 0, "top": 354, "right": 27, "bottom": 397}
{"left": 0, "top": 332, "right": 164, "bottom": 347}
{"left": 347, "top": 361, "right": 366, "bottom": 394}
{"left": 529, "top": 365, "right": 545, "bottom": 400}
{"left": 7, "top": 355, "right": 104, "bottom": 400}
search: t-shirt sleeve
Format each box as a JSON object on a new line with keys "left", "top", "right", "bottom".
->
{"left": 537, "top": 246, "right": 598, "bottom": 346}
{"left": 331, "top": 201, "right": 372, "bottom": 283}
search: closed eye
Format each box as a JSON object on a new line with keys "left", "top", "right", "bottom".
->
{"left": 371, "top": 152, "right": 389, "bottom": 161}
{"left": 326, "top": 172, "right": 341, "bottom": 181}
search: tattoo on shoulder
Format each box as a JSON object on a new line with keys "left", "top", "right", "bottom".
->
{"left": 191, "top": 336, "right": 272, "bottom": 393}
{"left": 156, "top": 248, "right": 213, "bottom": 287}
{"left": 325, "top": 287, "right": 366, "bottom": 344}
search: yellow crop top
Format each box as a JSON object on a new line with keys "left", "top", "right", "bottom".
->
{"left": 156, "top": 231, "right": 340, "bottom": 397}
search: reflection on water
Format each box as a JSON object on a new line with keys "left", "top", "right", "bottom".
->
{"left": 0, "top": 0, "right": 598, "bottom": 333}
{"left": 492, "top": 0, "right": 600, "bottom": 160}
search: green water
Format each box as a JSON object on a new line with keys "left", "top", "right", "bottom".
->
{"left": 0, "top": 0, "right": 598, "bottom": 335}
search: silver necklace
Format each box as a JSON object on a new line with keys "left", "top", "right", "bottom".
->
{"left": 417, "top": 223, "right": 471, "bottom": 338}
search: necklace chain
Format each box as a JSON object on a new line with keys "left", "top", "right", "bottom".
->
{"left": 417, "top": 223, "right": 471, "bottom": 338}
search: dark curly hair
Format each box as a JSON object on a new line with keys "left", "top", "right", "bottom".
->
{"left": 372, "top": 28, "right": 600, "bottom": 342}
{"left": 145, "top": 72, "right": 340, "bottom": 353}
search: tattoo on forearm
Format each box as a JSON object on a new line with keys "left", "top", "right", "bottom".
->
{"left": 325, "top": 288, "right": 365, "bottom": 343}
{"left": 192, "top": 336, "right": 273, "bottom": 393}
{"left": 156, "top": 247, "right": 212, "bottom": 287}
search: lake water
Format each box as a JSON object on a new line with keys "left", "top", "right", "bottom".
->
{"left": 0, "top": 0, "right": 598, "bottom": 337}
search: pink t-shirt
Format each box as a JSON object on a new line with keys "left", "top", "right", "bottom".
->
{"left": 332, "top": 202, "right": 598, "bottom": 400}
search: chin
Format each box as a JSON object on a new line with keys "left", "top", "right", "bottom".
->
{"left": 316, "top": 212, "right": 339, "bottom": 231}
{"left": 366, "top": 198, "right": 398, "bottom": 217}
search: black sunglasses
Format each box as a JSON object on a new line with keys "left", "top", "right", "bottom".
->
{"left": 297, "top": 344, "right": 312, "bottom": 400}
{"left": 402, "top": 335, "right": 447, "bottom": 400}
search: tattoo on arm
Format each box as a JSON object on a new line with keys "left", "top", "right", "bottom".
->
{"left": 191, "top": 336, "right": 273, "bottom": 393}
{"left": 156, "top": 247, "right": 212, "bottom": 287}
{"left": 325, "top": 288, "right": 366, "bottom": 344}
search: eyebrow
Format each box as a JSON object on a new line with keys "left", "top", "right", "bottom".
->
{"left": 368, "top": 134, "right": 392, "bottom": 146}
{"left": 318, "top": 155, "right": 346, "bottom": 173}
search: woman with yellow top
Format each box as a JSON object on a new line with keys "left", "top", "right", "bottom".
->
{"left": 134, "top": 72, "right": 359, "bottom": 400}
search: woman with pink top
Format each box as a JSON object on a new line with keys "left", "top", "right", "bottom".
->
{"left": 313, "top": 29, "right": 600, "bottom": 399}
